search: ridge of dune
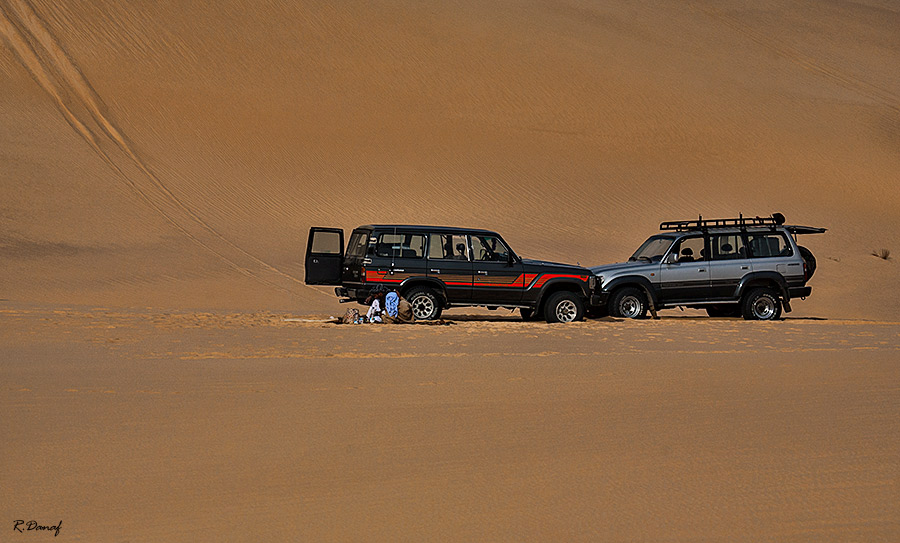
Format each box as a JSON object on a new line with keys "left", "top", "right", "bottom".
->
{"left": 1, "top": 0, "right": 898, "bottom": 317}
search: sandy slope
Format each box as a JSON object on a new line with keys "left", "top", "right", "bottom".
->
{"left": 2, "top": 307, "right": 899, "bottom": 541}
{"left": 2, "top": 3, "right": 900, "bottom": 540}
{"left": 1, "top": 0, "right": 898, "bottom": 317}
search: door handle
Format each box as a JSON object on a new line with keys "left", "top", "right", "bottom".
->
{"left": 741, "top": 266, "right": 749, "bottom": 270}
{"left": 390, "top": 269, "right": 405, "bottom": 274}
{"left": 477, "top": 270, "right": 488, "bottom": 275}
{"left": 698, "top": 269, "right": 706, "bottom": 272}
{"left": 430, "top": 269, "right": 440, "bottom": 273}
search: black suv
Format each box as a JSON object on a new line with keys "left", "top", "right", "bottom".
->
{"left": 305, "top": 225, "right": 594, "bottom": 323}
{"left": 590, "top": 214, "right": 825, "bottom": 320}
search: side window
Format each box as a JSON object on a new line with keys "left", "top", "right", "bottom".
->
{"left": 346, "top": 231, "right": 369, "bottom": 257}
{"left": 748, "top": 233, "right": 793, "bottom": 258}
{"left": 710, "top": 234, "right": 748, "bottom": 260}
{"left": 374, "top": 233, "right": 426, "bottom": 259}
{"left": 471, "top": 235, "right": 510, "bottom": 262}
{"left": 671, "top": 236, "right": 705, "bottom": 262}
{"left": 428, "top": 234, "right": 469, "bottom": 261}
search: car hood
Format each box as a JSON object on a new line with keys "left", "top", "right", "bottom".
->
{"left": 589, "top": 261, "right": 652, "bottom": 275}
{"left": 521, "top": 258, "right": 588, "bottom": 273}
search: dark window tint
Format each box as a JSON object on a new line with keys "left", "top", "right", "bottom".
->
{"left": 346, "top": 231, "right": 369, "bottom": 257}
{"left": 428, "top": 234, "right": 469, "bottom": 261}
{"left": 471, "top": 235, "right": 510, "bottom": 262}
{"left": 748, "top": 233, "right": 793, "bottom": 258}
{"left": 375, "top": 233, "right": 426, "bottom": 259}
{"left": 710, "top": 233, "right": 748, "bottom": 260}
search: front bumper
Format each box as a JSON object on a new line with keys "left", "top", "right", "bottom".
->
{"left": 591, "top": 292, "right": 609, "bottom": 307}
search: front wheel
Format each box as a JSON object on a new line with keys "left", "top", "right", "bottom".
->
{"left": 741, "top": 287, "right": 782, "bottom": 321}
{"left": 609, "top": 287, "right": 648, "bottom": 319}
{"left": 405, "top": 287, "right": 443, "bottom": 320}
{"left": 543, "top": 291, "right": 585, "bottom": 323}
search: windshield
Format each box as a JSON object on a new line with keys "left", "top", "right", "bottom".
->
{"left": 630, "top": 235, "right": 675, "bottom": 262}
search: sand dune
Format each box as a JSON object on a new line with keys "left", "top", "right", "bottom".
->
{"left": 1, "top": 0, "right": 898, "bottom": 317}
{"left": 3, "top": 3, "right": 900, "bottom": 540}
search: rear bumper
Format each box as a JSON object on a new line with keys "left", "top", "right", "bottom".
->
{"left": 788, "top": 286, "right": 812, "bottom": 299}
{"left": 335, "top": 286, "right": 368, "bottom": 303}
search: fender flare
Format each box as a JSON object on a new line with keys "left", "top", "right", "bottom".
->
{"left": 602, "top": 276, "right": 660, "bottom": 309}
{"left": 398, "top": 277, "right": 449, "bottom": 304}
{"left": 735, "top": 272, "right": 790, "bottom": 302}
{"left": 534, "top": 278, "right": 590, "bottom": 309}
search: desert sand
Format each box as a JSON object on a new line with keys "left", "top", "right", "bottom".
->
{"left": 2, "top": 0, "right": 899, "bottom": 540}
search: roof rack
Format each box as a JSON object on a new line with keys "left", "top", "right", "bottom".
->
{"left": 660, "top": 213, "right": 785, "bottom": 232}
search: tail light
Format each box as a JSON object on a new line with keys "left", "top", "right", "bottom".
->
{"left": 361, "top": 267, "right": 366, "bottom": 282}
{"left": 803, "top": 261, "right": 808, "bottom": 281}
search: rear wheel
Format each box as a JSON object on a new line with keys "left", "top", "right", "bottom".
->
{"left": 741, "top": 287, "right": 782, "bottom": 321}
{"left": 609, "top": 287, "right": 647, "bottom": 319}
{"left": 706, "top": 305, "right": 741, "bottom": 318}
{"left": 405, "top": 287, "right": 443, "bottom": 320}
{"left": 543, "top": 291, "right": 585, "bottom": 323}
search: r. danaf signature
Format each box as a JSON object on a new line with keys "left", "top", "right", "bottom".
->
{"left": 13, "top": 520, "right": 62, "bottom": 537}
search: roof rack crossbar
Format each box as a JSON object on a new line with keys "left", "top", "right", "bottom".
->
{"left": 659, "top": 214, "right": 782, "bottom": 232}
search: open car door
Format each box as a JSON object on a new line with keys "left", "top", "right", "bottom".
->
{"left": 305, "top": 227, "right": 344, "bottom": 285}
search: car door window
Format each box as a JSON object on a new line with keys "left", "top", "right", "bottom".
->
{"left": 471, "top": 235, "right": 510, "bottom": 262}
{"left": 710, "top": 233, "right": 747, "bottom": 260}
{"left": 671, "top": 236, "right": 705, "bottom": 263}
{"left": 428, "top": 234, "right": 469, "bottom": 260}
{"left": 375, "top": 233, "right": 426, "bottom": 259}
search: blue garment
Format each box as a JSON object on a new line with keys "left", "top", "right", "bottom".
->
{"left": 385, "top": 292, "right": 399, "bottom": 318}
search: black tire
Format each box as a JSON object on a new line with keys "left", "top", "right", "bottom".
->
{"left": 609, "top": 287, "right": 648, "bottom": 319}
{"left": 520, "top": 308, "right": 539, "bottom": 321}
{"left": 741, "top": 287, "right": 782, "bottom": 321}
{"left": 706, "top": 305, "right": 741, "bottom": 318}
{"left": 405, "top": 286, "right": 443, "bottom": 320}
{"left": 798, "top": 246, "right": 817, "bottom": 280}
{"left": 543, "top": 291, "right": 585, "bottom": 323}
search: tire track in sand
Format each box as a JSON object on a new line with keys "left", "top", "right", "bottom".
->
{"left": 694, "top": 3, "right": 900, "bottom": 116}
{"left": 0, "top": 0, "right": 327, "bottom": 298}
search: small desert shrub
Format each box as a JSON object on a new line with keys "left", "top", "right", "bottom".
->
{"left": 871, "top": 248, "right": 891, "bottom": 260}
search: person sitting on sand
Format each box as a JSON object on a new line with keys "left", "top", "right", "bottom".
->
{"left": 365, "top": 286, "right": 387, "bottom": 323}
{"left": 383, "top": 289, "right": 415, "bottom": 324}
{"left": 385, "top": 289, "right": 399, "bottom": 320}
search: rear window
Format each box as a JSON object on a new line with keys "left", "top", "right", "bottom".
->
{"left": 374, "top": 232, "right": 426, "bottom": 259}
{"left": 310, "top": 231, "right": 342, "bottom": 254}
{"left": 748, "top": 233, "right": 793, "bottom": 258}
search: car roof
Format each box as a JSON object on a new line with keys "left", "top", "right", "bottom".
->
{"left": 355, "top": 225, "right": 501, "bottom": 235}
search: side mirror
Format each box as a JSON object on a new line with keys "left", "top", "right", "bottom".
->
{"left": 664, "top": 253, "right": 678, "bottom": 264}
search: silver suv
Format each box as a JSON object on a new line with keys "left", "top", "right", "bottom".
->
{"left": 590, "top": 214, "right": 825, "bottom": 320}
